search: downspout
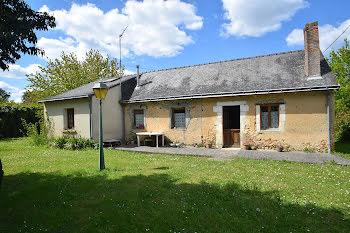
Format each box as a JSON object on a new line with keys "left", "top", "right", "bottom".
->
{"left": 327, "top": 92, "right": 331, "bottom": 154}
{"left": 89, "top": 96, "right": 92, "bottom": 140}
{"left": 327, "top": 93, "right": 331, "bottom": 154}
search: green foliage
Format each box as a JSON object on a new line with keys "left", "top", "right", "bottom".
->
{"left": 0, "top": 0, "right": 55, "bottom": 70}
{"left": 0, "top": 102, "right": 42, "bottom": 138}
{"left": 327, "top": 39, "right": 350, "bottom": 142}
{"left": 127, "top": 130, "right": 137, "bottom": 144}
{"left": 334, "top": 141, "right": 350, "bottom": 160}
{"left": 53, "top": 137, "right": 68, "bottom": 149}
{"left": 21, "top": 109, "right": 50, "bottom": 146}
{"left": 0, "top": 88, "right": 10, "bottom": 102}
{"left": 303, "top": 147, "right": 315, "bottom": 153}
{"left": 327, "top": 39, "right": 350, "bottom": 111}
{"left": 335, "top": 109, "right": 350, "bottom": 142}
{"left": 26, "top": 49, "right": 123, "bottom": 102}
{"left": 50, "top": 136, "right": 97, "bottom": 150}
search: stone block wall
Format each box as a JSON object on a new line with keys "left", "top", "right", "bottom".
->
{"left": 124, "top": 90, "right": 334, "bottom": 152}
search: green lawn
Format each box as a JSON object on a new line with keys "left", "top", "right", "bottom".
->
{"left": 0, "top": 138, "right": 349, "bottom": 232}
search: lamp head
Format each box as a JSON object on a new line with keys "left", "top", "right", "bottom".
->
{"left": 93, "top": 82, "right": 108, "bottom": 99}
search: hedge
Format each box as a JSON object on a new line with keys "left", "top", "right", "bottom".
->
{"left": 0, "top": 103, "right": 42, "bottom": 138}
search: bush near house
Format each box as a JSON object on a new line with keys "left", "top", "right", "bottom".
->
{"left": 50, "top": 136, "right": 98, "bottom": 150}
{"left": 335, "top": 109, "right": 350, "bottom": 142}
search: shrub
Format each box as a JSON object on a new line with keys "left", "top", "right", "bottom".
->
{"left": 335, "top": 109, "right": 350, "bottom": 142}
{"left": 54, "top": 137, "right": 68, "bottom": 149}
{"left": 51, "top": 136, "right": 97, "bottom": 150}
{"left": 126, "top": 130, "right": 137, "bottom": 144}
{"left": 21, "top": 110, "right": 50, "bottom": 146}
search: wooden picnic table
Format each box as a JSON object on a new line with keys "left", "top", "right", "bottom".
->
{"left": 136, "top": 132, "right": 165, "bottom": 148}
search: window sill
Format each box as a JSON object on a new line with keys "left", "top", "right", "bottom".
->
{"left": 63, "top": 129, "right": 77, "bottom": 134}
{"left": 258, "top": 129, "right": 281, "bottom": 134}
{"left": 171, "top": 127, "right": 186, "bottom": 130}
{"left": 133, "top": 127, "right": 146, "bottom": 131}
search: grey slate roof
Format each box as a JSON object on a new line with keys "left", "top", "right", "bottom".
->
{"left": 39, "top": 74, "right": 137, "bottom": 102}
{"left": 40, "top": 50, "right": 339, "bottom": 103}
{"left": 122, "top": 50, "right": 339, "bottom": 103}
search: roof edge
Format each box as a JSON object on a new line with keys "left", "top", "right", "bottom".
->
{"left": 38, "top": 95, "right": 90, "bottom": 103}
{"left": 122, "top": 85, "right": 340, "bottom": 103}
{"left": 38, "top": 74, "right": 137, "bottom": 103}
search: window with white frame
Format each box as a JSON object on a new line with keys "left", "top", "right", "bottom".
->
{"left": 171, "top": 108, "right": 186, "bottom": 128}
{"left": 134, "top": 109, "right": 145, "bottom": 129}
{"left": 260, "top": 104, "right": 279, "bottom": 130}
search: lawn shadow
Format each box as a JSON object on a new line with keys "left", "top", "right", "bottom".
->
{"left": 0, "top": 172, "right": 349, "bottom": 232}
{"left": 0, "top": 137, "right": 22, "bottom": 142}
{"left": 153, "top": 166, "right": 170, "bottom": 170}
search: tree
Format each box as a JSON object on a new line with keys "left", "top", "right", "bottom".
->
{"left": 0, "top": 88, "right": 11, "bottom": 102}
{"left": 26, "top": 49, "right": 123, "bottom": 102}
{"left": 327, "top": 39, "right": 350, "bottom": 111}
{"left": 0, "top": 0, "right": 56, "bottom": 70}
{"left": 327, "top": 39, "right": 350, "bottom": 141}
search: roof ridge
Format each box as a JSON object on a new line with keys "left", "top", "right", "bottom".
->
{"left": 140, "top": 50, "right": 304, "bottom": 74}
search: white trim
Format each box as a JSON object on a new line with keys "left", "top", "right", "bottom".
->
{"left": 279, "top": 104, "right": 286, "bottom": 131}
{"left": 213, "top": 101, "right": 249, "bottom": 148}
{"left": 256, "top": 104, "right": 285, "bottom": 133}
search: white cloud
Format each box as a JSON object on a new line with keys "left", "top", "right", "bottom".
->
{"left": 38, "top": 37, "right": 85, "bottom": 60}
{"left": 124, "top": 69, "right": 135, "bottom": 75}
{"left": 1, "top": 64, "right": 40, "bottom": 79}
{"left": 286, "top": 19, "right": 350, "bottom": 52}
{"left": 221, "top": 0, "right": 308, "bottom": 37}
{"left": 38, "top": 0, "right": 203, "bottom": 60}
{"left": 0, "top": 81, "right": 24, "bottom": 103}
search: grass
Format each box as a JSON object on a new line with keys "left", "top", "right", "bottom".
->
{"left": 335, "top": 141, "right": 350, "bottom": 160}
{"left": 0, "top": 138, "right": 349, "bottom": 232}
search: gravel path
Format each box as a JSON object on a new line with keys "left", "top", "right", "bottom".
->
{"left": 115, "top": 146, "right": 350, "bottom": 166}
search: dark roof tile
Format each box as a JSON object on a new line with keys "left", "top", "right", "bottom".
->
{"left": 122, "top": 50, "right": 338, "bottom": 102}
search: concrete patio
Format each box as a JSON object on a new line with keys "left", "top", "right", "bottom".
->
{"left": 115, "top": 146, "right": 350, "bottom": 166}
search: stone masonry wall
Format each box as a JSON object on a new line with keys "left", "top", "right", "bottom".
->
{"left": 124, "top": 91, "right": 333, "bottom": 152}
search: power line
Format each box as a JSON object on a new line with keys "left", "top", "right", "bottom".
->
{"left": 323, "top": 23, "right": 350, "bottom": 53}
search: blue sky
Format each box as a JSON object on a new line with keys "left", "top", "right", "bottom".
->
{"left": 1, "top": 0, "right": 350, "bottom": 102}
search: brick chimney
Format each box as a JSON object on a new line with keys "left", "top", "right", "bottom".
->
{"left": 303, "top": 21, "right": 321, "bottom": 77}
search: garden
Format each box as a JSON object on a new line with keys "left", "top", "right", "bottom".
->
{"left": 0, "top": 137, "right": 349, "bottom": 232}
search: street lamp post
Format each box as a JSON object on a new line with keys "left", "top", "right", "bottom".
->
{"left": 93, "top": 82, "right": 109, "bottom": 170}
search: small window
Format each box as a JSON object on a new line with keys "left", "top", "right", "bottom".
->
{"left": 171, "top": 108, "right": 186, "bottom": 128}
{"left": 260, "top": 104, "right": 279, "bottom": 130}
{"left": 67, "top": 108, "right": 74, "bottom": 129}
{"left": 134, "top": 110, "right": 144, "bottom": 129}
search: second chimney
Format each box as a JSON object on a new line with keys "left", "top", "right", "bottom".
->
{"left": 304, "top": 21, "right": 321, "bottom": 77}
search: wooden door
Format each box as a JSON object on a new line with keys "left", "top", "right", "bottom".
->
{"left": 223, "top": 106, "right": 240, "bottom": 147}
{"left": 223, "top": 129, "right": 240, "bottom": 147}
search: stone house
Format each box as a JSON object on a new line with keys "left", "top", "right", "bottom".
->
{"left": 40, "top": 21, "right": 339, "bottom": 152}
